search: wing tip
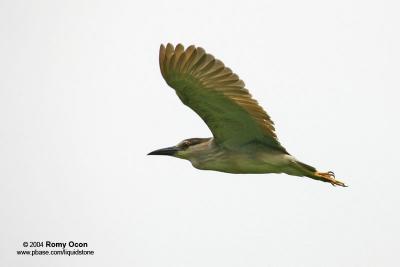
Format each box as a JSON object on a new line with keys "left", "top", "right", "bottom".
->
{"left": 160, "top": 43, "right": 186, "bottom": 50}
{"left": 159, "top": 44, "right": 166, "bottom": 77}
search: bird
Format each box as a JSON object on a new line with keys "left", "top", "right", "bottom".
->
{"left": 148, "top": 43, "right": 346, "bottom": 187}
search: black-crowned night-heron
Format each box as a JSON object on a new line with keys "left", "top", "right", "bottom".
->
{"left": 148, "top": 43, "right": 346, "bottom": 187}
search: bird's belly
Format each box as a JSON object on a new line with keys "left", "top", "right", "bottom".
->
{"left": 193, "top": 152, "right": 295, "bottom": 174}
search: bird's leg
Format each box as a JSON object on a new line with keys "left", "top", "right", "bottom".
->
{"left": 315, "top": 171, "right": 347, "bottom": 187}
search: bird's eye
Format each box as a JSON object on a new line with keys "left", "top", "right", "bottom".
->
{"left": 181, "top": 141, "right": 190, "bottom": 148}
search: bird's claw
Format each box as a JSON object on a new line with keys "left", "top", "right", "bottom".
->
{"left": 315, "top": 171, "right": 347, "bottom": 187}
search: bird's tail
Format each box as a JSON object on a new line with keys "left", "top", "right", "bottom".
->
{"left": 296, "top": 160, "right": 317, "bottom": 173}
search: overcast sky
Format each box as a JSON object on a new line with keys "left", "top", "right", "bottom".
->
{"left": 1, "top": 0, "right": 399, "bottom": 266}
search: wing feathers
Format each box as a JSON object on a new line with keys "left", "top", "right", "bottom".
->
{"left": 180, "top": 45, "right": 197, "bottom": 73}
{"left": 159, "top": 43, "right": 286, "bottom": 152}
{"left": 169, "top": 44, "right": 184, "bottom": 71}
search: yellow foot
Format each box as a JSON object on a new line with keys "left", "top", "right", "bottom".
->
{"left": 315, "top": 171, "right": 347, "bottom": 187}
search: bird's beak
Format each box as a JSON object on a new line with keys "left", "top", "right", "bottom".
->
{"left": 147, "top": 146, "right": 180, "bottom": 156}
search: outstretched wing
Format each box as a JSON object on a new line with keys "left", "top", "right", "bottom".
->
{"left": 159, "top": 43, "right": 287, "bottom": 153}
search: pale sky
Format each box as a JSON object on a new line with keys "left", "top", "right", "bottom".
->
{"left": 1, "top": 0, "right": 399, "bottom": 266}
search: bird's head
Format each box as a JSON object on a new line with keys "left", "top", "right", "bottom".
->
{"left": 147, "top": 138, "right": 212, "bottom": 159}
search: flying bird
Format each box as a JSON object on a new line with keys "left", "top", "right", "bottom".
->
{"left": 148, "top": 43, "right": 346, "bottom": 187}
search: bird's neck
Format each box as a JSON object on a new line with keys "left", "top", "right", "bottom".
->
{"left": 184, "top": 139, "right": 226, "bottom": 167}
